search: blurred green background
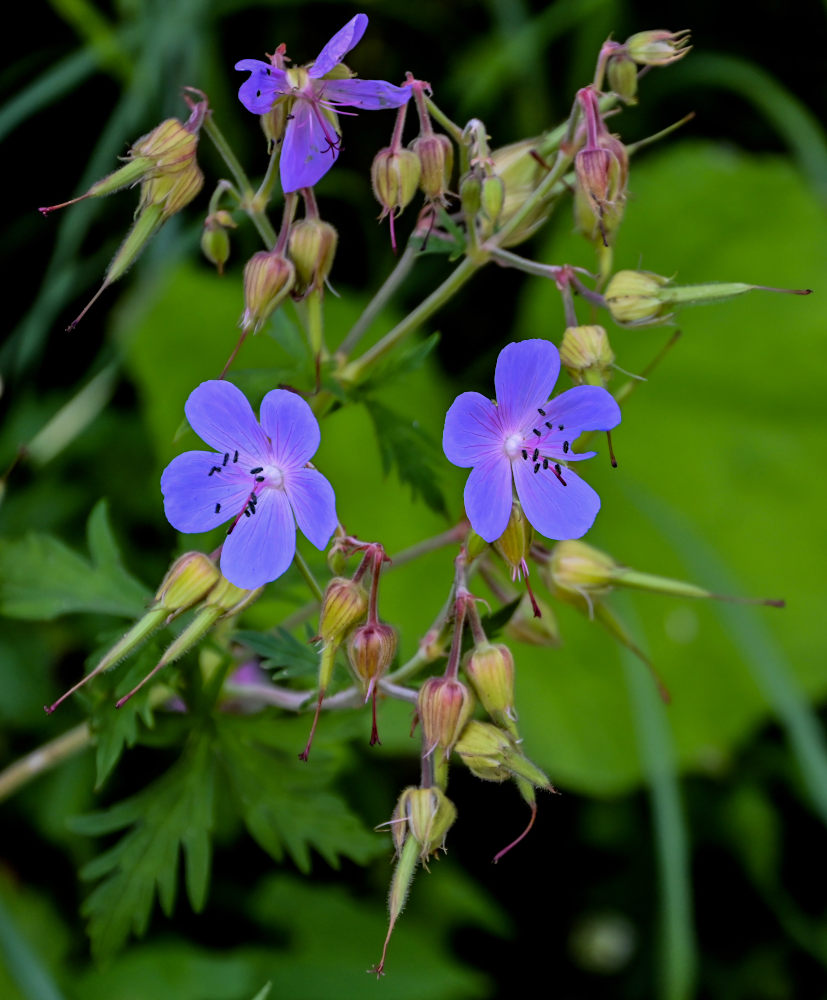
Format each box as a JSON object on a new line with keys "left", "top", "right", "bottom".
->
{"left": 1, "top": 1, "right": 826, "bottom": 998}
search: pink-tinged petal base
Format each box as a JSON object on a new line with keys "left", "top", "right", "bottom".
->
{"left": 494, "top": 340, "right": 560, "bottom": 430}
{"left": 220, "top": 489, "right": 296, "bottom": 589}
{"left": 259, "top": 389, "right": 320, "bottom": 467}
{"left": 443, "top": 391, "right": 503, "bottom": 468}
{"left": 161, "top": 452, "right": 251, "bottom": 533}
{"left": 513, "top": 460, "right": 600, "bottom": 540}
{"left": 463, "top": 454, "right": 513, "bottom": 543}
{"left": 286, "top": 467, "right": 337, "bottom": 549}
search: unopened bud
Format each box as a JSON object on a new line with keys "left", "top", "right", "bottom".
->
{"left": 239, "top": 251, "right": 295, "bottom": 332}
{"left": 494, "top": 501, "right": 533, "bottom": 579}
{"left": 466, "top": 529, "right": 490, "bottom": 562}
{"left": 155, "top": 551, "right": 221, "bottom": 613}
{"left": 546, "top": 539, "right": 617, "bottom": 602}
{"left": 261, "top": 98, "right": 290, "bottom": 150}
{"left": 410, "top": 133, "right": 453, "bottom": 202}
{"left": 132, "top": 117, "right": 199, "bottom": 170}
{"left": 392, "top": 785, "right": 457, "bottom": 860}
{"left": 418, "top": 676, "right": 475, "bottom": 758}
{"left": 347, "top": 622, "right": 397, "bottom": 696}
{"left": 604, "top": 269, "right": 672, "bottom": 326}
{"left": 574, "top": 136, "right": 627, "bottom": 246}
{"left": 288, "top": 218, "right": 338, "bottom": 295}
{"left": 455, "top": 720, "right": 551, "bottom": 788}
{"left": 371, "top": 147, "right": 421, "bottom": 219}
{"left": 140, "top": 160, "right": 204, "bottom": 219}
{"left": 318, "top": 577, "right": 368, "bottom": 646}
{"left": 463, "top": 642, "right": 516, "bottom": 734}
{"left": 625, "top": 29, "right": 691, "bottom": 66}
{"left": 480, "top": 174, "right": 505, "bottom": 224}
{"left": 559, "top": 324, "right": 615, "bottom": 386}
{"left": 489, "top": 137, "right": 553, "bottom": 246}
{"left": 201, "top": 210, "right": 236, "bottom": 274}
{"left": 607, "top": 51, "right": 638, "bottom": 103}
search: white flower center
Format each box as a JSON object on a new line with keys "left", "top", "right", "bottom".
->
{"left": 503, "top": 433, "right": 523, "bottom": 459}
{"left": 262, "top": 464, "right": 285, "bottom": 490}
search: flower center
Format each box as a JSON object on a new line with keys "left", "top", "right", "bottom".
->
{"left": 503, "top": 433, "right": 523, "bottom": 459}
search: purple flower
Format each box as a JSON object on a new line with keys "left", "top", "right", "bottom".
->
{"left": 161, "top": 381, "right": 337, "bottom": 589}
{"left": 235, "top": 13, "right": 411, "bottom": 192}
{"left": 442, "top": 339, "right": 621, "bottom": 544}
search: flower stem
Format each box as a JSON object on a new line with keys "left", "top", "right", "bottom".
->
{"left": 339, "top": 256, "right": 482, "bottom": 384}
{"left": 0, "top": 723, "right": 91, "bottom": 803}
{"left": 337, "top": 243, "right": 418, "bottom": 360}
{"left": 424, "top": 96, "right": 465, "bottom": 144}
{"left": 293, "top": 548, "right": 324, "bottom": 603}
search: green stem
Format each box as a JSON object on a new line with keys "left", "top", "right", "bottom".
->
{"left": 253, "top": 140, "right": 282, "bottom": 211}
{"left": 339, "top": 256, "right": 482, "bottom": 384}
{"left": 337, "top": 243, "right": 418, "bottom": 360}
{"left": 293, "top": 548, "right": 324, "bottom": 603}
{"left": 0, "top": 723, "right": 91, "bottom": 803}
{"left": 304, "top": 289, "right": 326, "bottom": 358}
{"left": 424, "top": 96, "right": 464, "bottom": 144}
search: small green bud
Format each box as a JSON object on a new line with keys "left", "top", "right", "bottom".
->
{"left": 455, "top": 720, "right": 551, "bottom": 789}
{"left": 288, "top": 218, "right": 338, "bottom": 296}
{"left": 607, "top": 51, "right": 638, "bottom": 104}
{"left": 625, "top": 29, "right": 691, "bottom": 66}
{"left": 201, "top": 210, "right": 236, "bottom": 275}
{"left": 155, "top": 551, "right": 221, "bottom": 613}
{"left": 480, "top": 174, "right": 505, "bottom": 225}
{"left": 463, "top": 642, "right": 516, "bottom": 735}
{"left": 410, "top": 133, "right": 453, "bottom": 202}
{"left": 459, "top": 170, "right": 482, "bottom": 217}
{"left": 418, "top": 676, "right": 475, "bottom": 758}
{"left": 371, "top": 147, "right": 422, "bottom": 219}
{"left": 392, "top": 785, "right": 457, "bottom": 860}
{"left": 261, "top": 98, "right": 290, "bottom": 150}
{"left": 546, "top": 539, "right": 617, "bottom": 602}
{"left": 318, "top": 577, "right": 369, "bottom": 646}
{"left": 494, "top": 500, "right": 533, "bottom": 579}
{"left": 466, "top": 529, "right": 490, "bottom": 561}
{"left": 604, "top": 269, "right": 673, "bottom": 326}
{"left": 347, "top": 622, "right": 397, "bottom": 696}
{"left": 559, "top": 324, "right": 615, "bottom": 386}
{"left": 239, "top": 250, "right": 296, "bottom": 333}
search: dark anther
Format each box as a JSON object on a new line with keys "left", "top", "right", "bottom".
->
{"left": 563, "top": 441, "right": 569, "bottom": 453}
{"left": 555, "top": 463, "right": 561, "bottom": 473}
{"left": 545, "top": 421, "right": 552, "bottom": 428}
{"left": 233, "top": 451, "right": 239, "bottom": 463}
{"left": 538, "top": 408, "right": 546, "bottom": 416}
{"left": 533, "top": 462, "right": 540, "bottom": 473}
{"left": 223, "top": 453, "right": 229, "bottom": 466}
{"left": 215, "top": 503, "right": 221, "bottom": 513}
{"left": 543, "top": 458, "right": 549, "bottom": 469}
{"left": 244, "top": 509, "right": 252, "bottom": 518}
{"left": 256, "top": 90, "right": 261, "bottom": 98}
{"left": 248, "top": 504, "right": 256, "bottom": 515}
{"left": 521, "top": 449, "right": 528, "bottom": 460}
{"left": 250, "top": 466, "right": 263, "bottom": 474}
{"left": 255, "top": 475, "right": 265, "bottom": 482}
{"left": 558, "top": 424, "right": 564, "bottom": 431}
{"left": 532, "top": 448, "right": 539, "bottom": 462}
{"left": 208, "top": 466, "right": 221, "bottom": 476}
{"left": 249, "top": 494, "right": 258, "bottom": 506}
{"left": 532, "top": 428, "right": 541, "bottom": 437}
{"left": 227, "top": 524, "right": 235, "bottom": 535}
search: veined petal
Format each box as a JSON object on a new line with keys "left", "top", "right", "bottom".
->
{"left": 494, "top": 340, "right": 561, "bottom": 431}
{"left": 161, "top": 452, "right": 252, "bottom": 533}
{"left": 514, "top": 459, "right": 600, "bottom": 540}
{"left": 309, "top": 13, "right": 369, "bottom": 78}
{"left": 318, "top": 77, "right": 411, "bottom": 110}
{"left": 544, "top": 384, "right": 621, "bottom": 434}
{"left": 443, "top": 391, "right": 503, "bottom": 468}
{"left": 184, "top": 381, "right": 270, "bottom": 463}
{"left": 259, "top": 389, "right": 321, "bottom": 468}
{"left": 280, "top": 99, "right": 340, "bottom": 192}
{"left": 285, "top": 467, "right": 338, "bottom": 549}
{"left": 463, "top": 454, "right": 513, "bottom": 543}
{"left": 235, "top": 61, "right": 288, "bottom": 114}
{"left": 220, "top": 489, "right": 296, "bottom": 588}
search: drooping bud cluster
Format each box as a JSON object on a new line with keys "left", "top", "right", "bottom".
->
{"left": 573, "top": 86, "right": 628, "bottom": 248}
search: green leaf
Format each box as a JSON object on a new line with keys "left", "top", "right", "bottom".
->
{"left": 215, "top": 714, "right": 381, "bottom": 872}
{"left": 233, "top": 628, "right": 319, "bottom": 679}
{"left": 71, "top": 733, "right": 215, "bottom": 960}
{"left": 362, "top": 398, "right": 448, "bottom": 516}
{"left": 356, "top": 332, "right": 441, "bottom": 396}
{"left": 0, "top": 499, "right": 148, "bottom": 620}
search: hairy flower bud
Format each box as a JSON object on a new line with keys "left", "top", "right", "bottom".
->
{"left": 318, "top": 577, "right": 369, "bottom": 646}
{"left": 559, "top": 324, "right": 615, "bottom": 386}
{"left": 410, "top": 133, "right": 453, "bottom": 202}
{"left": 494, "top": 500, "right": 533, "bottom": 579}
{"left": 604, "top": 269, "right": 672, "bottom": 326}
{"left": 463, "top": 642, "right": 516, "bottom": 734}
{"left": 155, "top": 551, "right": 221, "bottom": 614}
{"left": 574, "top": 135, "right": 628, "bottom": 246}
{"left": 201, "top": 210, "right": 236, "bottom": 274}
{"left": 547, "top": 539, "right": 617, "bottom": 601}
{"left": 347, "top": 622, "right": 397, "bottom": 695}
{"left": 625, "top": 29, "right": 691, "bottom": 66}
{"left": 455, "top": 720, "right": 551, "bottom": 788}
{"left": 239, "top": 250, "right": 296, "bottom": 332}
{"left": 607, "top": 51, "right": 639, "bottom": 103}
{"left": 288, "top": 218, "right": 338, "bottom": 296}
{"left": 371, "top": 147, "right": 422, "bottom": 219}
{"left": 392, "top": 785, "right": 457, "bottom": 860}
{"left": 418, "top": 676, "right": 475, "bottom": 758}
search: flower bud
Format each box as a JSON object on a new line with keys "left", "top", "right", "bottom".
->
{"left": 155, "top": 551, "right": 221, "bottom": 614}
{"left": 455, "top": 720, "right": 551, "bottom": 789}
{"left": 347, "top": 622, "right": 397, "bottom": 696}
{"left": 466, "top": 529, "right": 490, "bottom": 562}
{"left": 132, "top": 117, "right": 199, "bottom": 170}
{"left": 318, "top": 577, "right": 369, "bottom": 646}
{"left": 494, "top": 500, "right": 533, "bottom": 580}
{"left": 463, "top": 642, "right": 516, "bottom": 734}
{"left": 574, "top": 135, "right": 627, "bottom": 247}
{"left": 371, "top": 147, "right": 422, "bottom": 220}
{"left": 480, "top": 174, "right": 505, "bottom": 225}
{"left": 625, "top": 29, "right": 691, "bottom": 66}
{"left": 410, "top": 133, "right": 453, "bottom": 202}
{"left": 546, "top": 539, "right": 617, "bottom": 601}
{"left": 559, "top": 324, "right": 615, "bottom": 386}
{"left": 239, "top": 250, "right": 296, "bottom": 333}
{"left": 418, "top": 676, "right": 475, "bottom": 758}
{"left": 392, "top": 785, "right": 457, "bottom": 860}
{"left": 261, "top": 98, "right": 290, "bottom": 151}
{"left": 201, "top": 210, "right": 236, "bottom": 275}
{"left": 459, "top": 170, "right": 482, "bottom": 217}
{"left": 288, "top": 218, "right": 338, "bottom": 296}
{"left": 140, "top": 160, "right": 204, "bottom": 219}
{"left": 607, "top": 51, "right": 638, "bottom": 103}
{"left": 604, "top": 269, "right": 672, "bottom": 326}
